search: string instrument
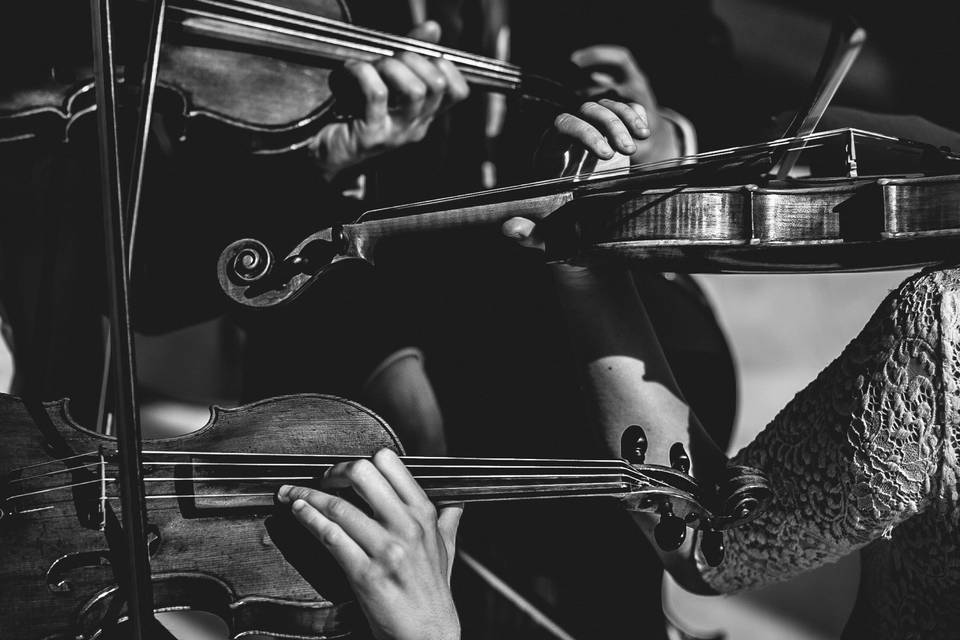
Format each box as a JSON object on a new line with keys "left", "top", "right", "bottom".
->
{"left": 217, "top": 127, "right": 960, "bottom": 308}
{"left": 0, "top": 0, "right": 572, "bottom": 153}
{"left": 0, "top": 392, "right": 769, "bottom": 639}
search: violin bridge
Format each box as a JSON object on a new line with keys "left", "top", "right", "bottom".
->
{"left": 97, "top": 446, "right": 109, "bottom": 531}
{"left": 845, "top": 128, "right": 859, "bottom": 177}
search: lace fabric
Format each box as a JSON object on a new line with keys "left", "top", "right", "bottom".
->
{"left": 702, "top": 267, "right": 960, "bottom": 639}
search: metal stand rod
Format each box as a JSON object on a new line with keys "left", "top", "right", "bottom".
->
{"left": 88, "top": 0, "right": 157, "bottom": 636}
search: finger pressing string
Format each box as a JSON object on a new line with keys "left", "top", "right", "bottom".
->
{"left": 371, "top": 448, "right": 431, "bottom": 507}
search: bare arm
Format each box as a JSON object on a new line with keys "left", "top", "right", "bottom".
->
{"left": 542, "top": 261, "right": 728, "bottom": 593}
{"left": 503, "top": 218, "right": 953, "bottom": 594}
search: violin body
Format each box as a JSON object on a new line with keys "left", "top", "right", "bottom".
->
{"left": 0, "top": 0, "right": 566, "bottom": 153}
{"left": 217, "top": 128, "right": 960, "bottom": 308}
{"left": 578, "top": 173, "right": 960, "bottom": 272}
{"left": 1, "top": 392, "right": 762, "bottom": 639}
{"left": 0, "top": 392, "right": 400, "bottom": 639}
{"left": 0, "top": 0, "right": 351, "bottom": 152}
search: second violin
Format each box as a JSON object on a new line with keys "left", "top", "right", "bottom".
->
{"left": 0, "top": 0, "right": 573, "bottom": 153}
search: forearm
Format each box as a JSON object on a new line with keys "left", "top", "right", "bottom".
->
{"left": 703, "top": 270, "right": 946, "bottom": 592}
{"left": 549, "top": 263, "right": 728, "bottom": 591}
{"left": 550, "top": 263, "right": 725, "bottom": 474}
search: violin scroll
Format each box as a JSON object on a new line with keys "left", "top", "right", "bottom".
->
{"left": 217, "top": 229, "right": 343, "bottom": 308}
{"left": 226, "top": 238, "right": 275, "bottom": 285}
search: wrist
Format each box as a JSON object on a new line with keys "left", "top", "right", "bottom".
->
{"left": 308, "top": 127, "right": 370, "bottom": 183}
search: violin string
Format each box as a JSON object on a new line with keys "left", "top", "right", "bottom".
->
{"left": 7, "top": 450, "right": 679, "bottom": 506}
{"left": 120, "top": 485, "right": 629, "bottom": 502}
{"left": 8, "top": 460, "right": 105, "bottom": 483}
{"left": 5, "top": 458, "right": 632, "bottom": 489}
{"left": 173, "top": 1, "right": 523, "bottom": 86}
{"left": 6, "top": 478, "right": 105, "bottom": 500}
{"left": 189, "top": 0, "right": 523, "bottom": 77}
{"left": 221, "top": 0, "right": 524, "bottom": 73}
{"left": 140, "top": 450, "right": 629, "bottom": 465}
{"left": 4, "top": 471, "right": 632, "bottom": 503}
{"left": 144, "top": 460, "right": 626, "bottom": 469}
{"left": 357, "top": 131, "right": 851, "bottom": 223}
{"left": 4, "top": 464, "right": 631, "bottom": 495}
{"left": 10, "top": 450, "right": 101, "bottom": 473}
{"left": 141, "top": 472, "right": 630, "bottom": 483}
{"left": 118, "top": 480, "right": 632, "bottom": 502}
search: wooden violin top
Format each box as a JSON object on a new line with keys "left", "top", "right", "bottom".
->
{"left": 218, "top": 128, "right": 960, "bottom": 308}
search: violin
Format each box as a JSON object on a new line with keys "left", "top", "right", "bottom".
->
{"left": 217, "top": 126, "right": 960, "bottom": 308}
{"left": 0, "top": 392, "right": 769, "bottom": 639}
{"left": 0, "top": 0, "right": 572, "bottom": 153}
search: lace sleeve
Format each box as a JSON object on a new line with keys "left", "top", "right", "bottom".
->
{"left": 703, "top": 268, "right": 960, "bottom": 592}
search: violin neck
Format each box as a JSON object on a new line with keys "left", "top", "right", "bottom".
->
{"left": 405, "top": 457, "right": 635, "bottom": 504}
{"left": 129, "top": 451, "right": 639, "bottom": 505}
{"left": 169, "top": 0, "right": 570, "bottom": 104}
{"left": 340, "top": 191, "right": 573, "bottom": 262}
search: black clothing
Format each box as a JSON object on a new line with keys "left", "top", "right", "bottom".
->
{"left": 356, "top": 3, "right": 742, "bottom": 638}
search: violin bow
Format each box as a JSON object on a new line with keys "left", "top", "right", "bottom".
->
{"left": 88, "top": 0, "right": 175, "bottom": 636}
{"left": 774, "top": 15, "right": 867, "bottom": 179}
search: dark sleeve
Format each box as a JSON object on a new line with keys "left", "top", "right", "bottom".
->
{"left": 610, "top": 0, "right": 762, "bottom": 150}
{"left": 507, "top": 0, "right": 763, "bottom": 151}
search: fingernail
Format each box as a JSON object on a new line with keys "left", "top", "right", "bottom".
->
{"left": 637, "top": 127, "right": 651, "bottom": 138}
{"left": 277, "top": 485, "right": 291, "bottom": 501}
{"left": 292, "top": 499, "right": 307, "bottom": 512}
{"left": 599, "top": 142, "right": 614, "bottom": 158}
{"left": 621, "top": 137, "right": 637, "bottom": 153}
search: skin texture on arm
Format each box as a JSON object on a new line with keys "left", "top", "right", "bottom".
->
{"left": 362, "top": 348, "right": 447, "bottom": 456}
{"left": 278, "top": 449, "right": 462, "bottom": 640}
{"left": 541, "top": 261, "right": 728, "bottom": 593}
{"left": 505, "top": 214, "right": 960, "bottom": 628}
{"left": 549, "top": 261, "right": 957, "bottom": 598}
{"left": 502, "top": 217, "right": 727, "bottom": 590}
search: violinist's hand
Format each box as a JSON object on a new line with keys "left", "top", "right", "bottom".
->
{"left": 501, "top": 216, "right": 546, "bottom": 253}
{"left": 570, "top": 45, "right": 680, "bottom": 163}
{"left": 309, "top": 21, "right": 470, "bottom": 181}
{"left": 278, "top": 449, "right": 462, "bottom": 640}
{"left": 550, "top": 99, "right": 650, "bottom": 167}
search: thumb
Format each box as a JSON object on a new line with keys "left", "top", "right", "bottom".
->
{"left": 408, "top": 20, "right": 442, "bottom": 44}
{"left": 501, "top": 217, "right": 545, "bottom": 251}
{"left": 438, "top": 503, "right": 463, "bottom": 542}
{"left": 438, "top": 503, "right": 463, "bottom": 580}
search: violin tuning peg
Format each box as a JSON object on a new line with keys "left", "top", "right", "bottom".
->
{"left": 669, "top": 443, "right": 690, "bottom": 474}
{"left": 654, "top": 508, "right": 686, "bottom": 552}
{"left": 621, "top": 425, "right": 648, "bottom": 465}
{"left": 700, "top": 528, "right": 725, "bottom": 567}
